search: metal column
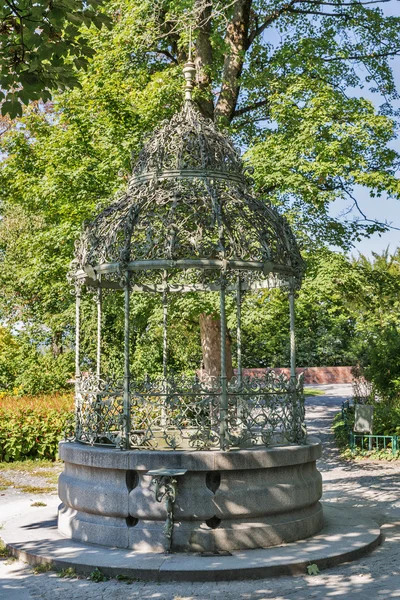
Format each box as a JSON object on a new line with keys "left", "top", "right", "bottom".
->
{"left": 289, "top": 285, "right": 296, "bottom": 383}
{"left": 123, "top": 271, "right": 131, "bottom": 449}
{"left": 219, "top": 279, "right": 228, "bottom": 450}
{"left": 75, "top": 286, "right": 81, "bottom": 387}
{"left": 74, "top": 285, "right": 81, "bottom": 439}
{"left": 236, "top": 275, "right": 242, "bottom": 385}
{"left": 96, "top": 279, "right": 102, "bottom": 380}
{"left": 162, "top": 271, "right": 168, "bottom": 426}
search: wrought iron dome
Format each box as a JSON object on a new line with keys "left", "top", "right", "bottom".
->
{"left": 72, "top": 68, "right": 304, "bottom": 291}
{"left": 70, "top": 61, "right": 307, "bottom": 453}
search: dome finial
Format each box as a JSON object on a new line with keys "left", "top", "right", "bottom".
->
{"left": 183, "top": 26, "right": 196, "bottom": 102}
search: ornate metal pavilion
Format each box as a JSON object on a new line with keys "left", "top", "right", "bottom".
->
{"left": 70, "top": 59, "right": 306, "bottom": 452}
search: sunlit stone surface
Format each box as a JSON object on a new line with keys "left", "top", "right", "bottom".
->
{"left": 58, "top": 439, "right": 323, "bottom": 552}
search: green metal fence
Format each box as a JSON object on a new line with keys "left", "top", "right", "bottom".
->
{"left": 341, "top": 401, "right": 398, "bottom": 456}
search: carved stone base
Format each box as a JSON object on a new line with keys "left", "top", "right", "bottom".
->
{"left": 58, "top": 439, "right": 323, "bottom": 552}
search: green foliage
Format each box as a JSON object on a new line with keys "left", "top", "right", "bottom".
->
{"left": 333, "top": 403, "right": 400, "bottom": 460}
{"left": 0, "top": 326, "right": 74, "bottom": 394}
{"left": 0, "top": 326, "right": 20, "bottom": 390}
{"left": 307, "top": 563, "right": 320, "bottom": 576}
{"left": 349, "top": 249, "right": 400, "bottom": 402}
{"left": 363, "top": 328, "right": 400, "bottom": 404}
{"left": 33, "top": 563, "right": 53, "bottom": 574}
{"left": 0, "top": 395, "right": 73, "bottom": 461}
{"left": 14, "top": 350, "right": 74, "bottom": 396}
{"left": 0, "top": 0, "right": 400, "bottom": 383}
{"left": 332, "top": 413, "right": 352, "bottom": 451}
{"left": 89, "top": 567, "right": 107, "bottom": 582}
{"left": 0, "top": 540, "right": 9, "bottom": 558}
{"left": 0, "top": 0, "right": 112, "bottom": 117}
{"left": 248, "top": 88, "right": 399, "bottom": 248}
{"left": 58, "top": 567, "right": 77, "bottom": 578}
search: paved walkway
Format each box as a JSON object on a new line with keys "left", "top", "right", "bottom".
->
{"left": 2, "top": 384, "right": 400, "bottom": 599}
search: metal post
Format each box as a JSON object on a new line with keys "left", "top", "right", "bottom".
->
{"left": 96, "top": 278, "right": 102, "bottom": 380}
{"left": 289, "top": 286, "right": 296, "bottom": 383}
{"left": 219, "top": 278, "right": 228, "bottom": 450}
{"left": 74, "top": 285, "right": 81, "bottom": 439}
{"left": 162, "top": 272, "right": 168, "bottom": 379}
{"left": 236, "top": 275, "right": 242, "bottom": 385}
{"left": 162, "top": 271, "right": 168, "bottom": 426}
{"left": 123, "top": 271, "right": 131, "bottom": 449}
{"left": 289, "top": 284, "right": 297, "bottom": 440}
{"left": 75, "top": 286, "right": 81, "bottom": 387}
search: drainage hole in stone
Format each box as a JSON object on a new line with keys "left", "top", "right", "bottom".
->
{"left": 126, "top": 516, "right": 138, "bottom": 527}
{"left": 126, "top": 470, "right": 139, "bottom": 492}
{"left": 205, "top": 472, "right": 221, "bottom": 494}
{"left": 205, "top": 515, "right": 221, "bottom": 529}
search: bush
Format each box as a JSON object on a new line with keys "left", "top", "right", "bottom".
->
{"left": 0, "top": 394, "right": 74, "bottom": 462}
{"left": 333, "top": 401, "right": 400, "bottom": 460}
{"left": 360, "top": 326, "right": 400, "bottom": 404}
{"left": 14, "top": 351, "right": 75, "bottom": 396}
{"left": 332, "top": 412, "right": 352, "bottom": 450}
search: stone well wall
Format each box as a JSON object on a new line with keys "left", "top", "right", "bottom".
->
{"left": 58, "top": 440, "right": 323, "bottom": 553}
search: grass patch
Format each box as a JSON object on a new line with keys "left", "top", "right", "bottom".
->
{"left": 18, "top": 485, "right": 52, "bottom": 494}
{"left": 304, "top": 388, "right": 324, "bottom": 396}
{"left": 0, "top": 540, "right": 9, "bottom": 558}
{"left": 89, "top": 567, "right": 107, "bottom": 582}
{"left": 0, "top": 475, "right": 14, "bottom": 490}
{"left": 0, "top": 459, "right": 60, "bottom": 472}
{"left": 33, "top": 563, "right": 53, "bottom": 574}
{"left": 58, "top": 567, "right": 77, "bottom": 578}
{"left": 31, "top": 501, "right": 47, "bottom": 507}
{"left": 0, "top": 460, "right": 61, "bottom": 494}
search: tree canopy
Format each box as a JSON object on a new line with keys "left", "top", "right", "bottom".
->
{"left": 0, "top": 0, "right": 111, "bottom": 118}
{"left": 0, "top": 0, "right": 400, "bottom": 391}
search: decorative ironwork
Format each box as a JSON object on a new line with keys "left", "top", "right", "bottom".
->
{"left": 71, "top": 101, "right": 304, "bottom": 289}
{"left": 75, "top": 374, "right": 124, "bottom": 447}
{"left": 69, "top": 60, "right": 307, "bottom": 456}
{"left": 74, "top": 371, "right": 305, "bottom": 451}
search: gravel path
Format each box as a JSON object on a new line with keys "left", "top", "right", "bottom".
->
{"left": 2, "top": 384, "right": 400, "bottom": 599}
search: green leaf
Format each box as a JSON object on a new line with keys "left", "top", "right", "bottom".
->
{"left": 1, "top": 99, "right": 22, "bottom": 119}
{"left": 307, "top": 564, "right": 320, "bottom": 576}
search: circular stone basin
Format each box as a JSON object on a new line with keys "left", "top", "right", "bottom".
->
{"left": 58, "top": 439, "right": 323, "bottom": 553}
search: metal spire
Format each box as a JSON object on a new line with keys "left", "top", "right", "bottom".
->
{"left": 183, "top": 26, "right": 195, "bottom": 101}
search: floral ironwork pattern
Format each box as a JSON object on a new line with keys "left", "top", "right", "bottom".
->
{"left": 74, "top": 371, "right": 306, "bottom": 450}
{"left": 71, "top": 102, "right": 304, "bottom": 289}
{"left": 75, "top": 373, "right": 124, "bottom": 447}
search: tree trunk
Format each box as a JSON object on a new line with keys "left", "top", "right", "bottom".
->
{"left": 214, "top": 0, "right": 252, "bottom": 124}
{"left": 194, "top": 0, "right": 215, "bottom": 120}
{"left": 51, "top": 332, "right": 63, "bottom": 357}
{"left": 199, "top": 313, "right": 234, "bottom": 380}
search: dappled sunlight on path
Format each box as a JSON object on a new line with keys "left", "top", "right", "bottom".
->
{"left": 2, "top": 384, "right": 400, "bottom": 599}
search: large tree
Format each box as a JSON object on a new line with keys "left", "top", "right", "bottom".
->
{"left": 1, "top": 0, "right": 400, "bottom": 383}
